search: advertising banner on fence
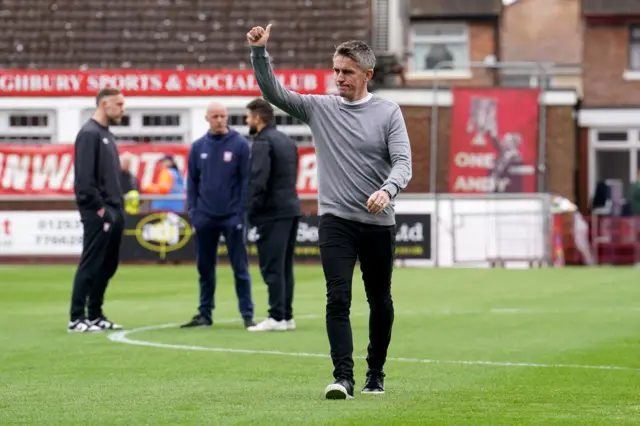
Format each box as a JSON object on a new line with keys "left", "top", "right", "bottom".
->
{"left": 0, "top": 211, "right": 83, "bottom": 255}
{"left": 0, "top": 210, "right": 431, "bottom": 261}
{"left": 119, "top": 212, "right": 431, "bottom": 262}
{"left": 449, "top": 88, "right": 539, "bottom": 193}
{"left": 0, "top": 143, "right": 318, "bottom": 196}
{"left": 0, "top": 69, "right": 334, "bottom": 97}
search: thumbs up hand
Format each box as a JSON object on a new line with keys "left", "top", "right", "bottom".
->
{"left": 247, "top": 24, "right": 272, "bottom": 47}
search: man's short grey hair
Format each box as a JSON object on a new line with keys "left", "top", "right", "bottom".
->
{"left": 333, "top": 40, "right": 376, "bottom": 71}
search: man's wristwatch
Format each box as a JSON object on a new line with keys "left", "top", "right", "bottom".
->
{"left": 382, "top": 188, "right": 393, "bottom": 199}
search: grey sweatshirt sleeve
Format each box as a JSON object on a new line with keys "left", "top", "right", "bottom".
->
{"left": 381, "top": 106, "right": 412, "bottom": 198}
{"left": 250, "top": 45, "right": 312, "bottom": 123}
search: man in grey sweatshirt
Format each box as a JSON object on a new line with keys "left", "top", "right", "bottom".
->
{"left": 247, "top": 24, "right": 412, "bottom": 400}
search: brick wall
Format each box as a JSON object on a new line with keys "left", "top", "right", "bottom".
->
{"left": 583, "top": 23, "right": 640, "bottom": 106}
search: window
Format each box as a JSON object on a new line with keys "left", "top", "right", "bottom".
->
{"left": 501, "top": 75, "right": 553, "bottom": 88}
{"left": 629, "top": 25, "right": 640, "bottom": 70}
{"left": 597, "top": 131, "right": 629, "bottom": 142}
{"left": 228, "top": 109, "right": 312, "bottom": 145}
{"left": 9, "top": 114, "right": 48, "bottom": 127}
{"left": 112, "top": 115, "right": 131, "bottom": 126}
{"left": 0, "top": 110, "right": 56, "bottom": 143}
{"left": 82, "top": 110, "right": 189, "bottom": 143}
{"left": 0, "top": 135, "right": 52, "bottom": 143}
{"left": 589, "top": 129, "right": 640, "bottom": 206}
{"left": 409, "top": 22, "right": 469, "bottom": 72}
{"left": 142, "top": 114, "right": 181, "bottom": 127}
{"left": 115, "top": 135, "right": 184, "bottom": 143}
{"left": 596, "top": 150, "right": 630, "bottom": 197}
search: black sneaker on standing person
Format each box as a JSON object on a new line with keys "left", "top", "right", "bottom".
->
{"left": 68, "top": 88, "right": 127, "bottom": 333}
{"left": 324, "top": 378, "right": 355, "bottom": 400}
{"left": 180, "top": 314, "right": 212, "bottom": 328}
{"left": 361, "top": 369, "right": 385, "bottom": 394}
{"left": 179, "top": 314, "right": 255, "bottom": 328}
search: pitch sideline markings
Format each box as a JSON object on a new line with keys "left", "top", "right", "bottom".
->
{"left": 107, "top": 314, "right": 640, "bottom": 373}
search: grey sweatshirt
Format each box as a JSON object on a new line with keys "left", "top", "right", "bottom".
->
{"left": 250, "top": 45, "right": 412, "bottom": 226}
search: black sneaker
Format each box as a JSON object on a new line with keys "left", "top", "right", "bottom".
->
{"left": 243, "top": 316, "right": 256, "bottom": 328}
{"left": 89, "top": 316, "right": 123, "bottom": 330}
{"left": 67, "top": 319, "right": 103, "bottom": 333}
{"left": 180, "top": 314, "right": 212, "bottom": 328}
{"left": 324, "top": 378, "right": 355, "bottom": 400}
{"left": 362, "top": 369, "right": 385, "bottom": 394}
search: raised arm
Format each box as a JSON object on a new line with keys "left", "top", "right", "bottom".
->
{"left": 247, "top": 24, "right": 312, "bottom": 123}
{"left": 381, "top": 106, "right": 412, "bottom": 198}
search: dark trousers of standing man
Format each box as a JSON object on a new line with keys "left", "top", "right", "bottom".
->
{"left": 70, "top": 205, "right": 125, "bottom": 321}
{"left": 194, "top": 214, "right": 254, "bottom": 321}
{"left": 318, "top": 214, "right": 396, "bottom": 384}
{"left": 256, "top": 217, "right": 299, "bottom": 321}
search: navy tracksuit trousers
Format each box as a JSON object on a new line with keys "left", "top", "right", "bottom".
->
{"left": 194, "top": 214, "right": 254, "bottom": 320}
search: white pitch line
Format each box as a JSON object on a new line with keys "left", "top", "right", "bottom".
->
{"left": 107, "top": 317, "right": 640, "bottom": 373}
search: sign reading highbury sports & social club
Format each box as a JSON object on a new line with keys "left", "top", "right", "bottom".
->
{"left": 0, "top": 69, "right": 335, "bottom": 96}
{"left": 448, "top": 88, "right": 540, "bottom": 193}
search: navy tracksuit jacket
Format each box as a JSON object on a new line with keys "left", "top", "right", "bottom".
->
{"left": 186, "top": 128, "right": 254, "bottom": 320}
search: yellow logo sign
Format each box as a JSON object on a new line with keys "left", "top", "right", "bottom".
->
{"left": 123, "top": 212, "right": 192, "bottom": 259}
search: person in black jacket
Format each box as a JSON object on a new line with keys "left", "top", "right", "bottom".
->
{"left": 245, "top": 98, "right": 301, "bottom": 332}
{"left": 68, "top": 88, "right": 126, "bottom": 333}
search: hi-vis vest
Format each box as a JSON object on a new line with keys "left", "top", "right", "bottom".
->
{"left": 124, "top": 190, "right": 140, "bottom": 214}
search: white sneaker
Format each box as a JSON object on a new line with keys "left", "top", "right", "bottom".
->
{"left": 89, "top": 317, "right": 123, "bottom": 330}
{"left": 286, "top": 319, "right": 296, "bottom": 330}
{"left": 67, "top": 319, "right": 103, "bottom": 333}
{"left": 247, "top": 317, "right": 287, "bottom": 332}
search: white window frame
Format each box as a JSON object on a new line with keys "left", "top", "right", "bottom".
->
{"left": 81, "top": 109, "right": 190, "bottom": 143}
{"left": 406, "top": 22, "right": 471, "bottom": 79}
{"left": 501, "top": 74, "right": 553, "bottom": 88}
{"left": 0, "top": 109, "right": 57, "bottom": 143}
{"left": 629, "top": 25, "right": 640, "bottom": 71}
{"left": 588, "top": 128, "right": 640, "bottom": 202}
{"left": 228, "top": 109, "right": 314, "bottom": 147}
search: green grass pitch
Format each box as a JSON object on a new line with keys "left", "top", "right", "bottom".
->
{"left": 1, "top": 265, "right": 639, "bottom": 425}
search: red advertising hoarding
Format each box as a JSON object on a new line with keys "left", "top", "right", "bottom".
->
{"left": 0, "top": 144, "right": 318, "bottom": 196}
{"left": 448, "top": 88, "right": 540, "bottom": 193}
{"left": 0, "top": 69, "right": 333, "bottom": 96}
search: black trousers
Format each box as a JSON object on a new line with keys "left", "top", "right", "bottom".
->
{"left": 318, "top": 214, "right": 396, "bottom": 383}
{"left": 69, "top": 205, "right": 124, "bottom": 321}
{"left": 256, "top": 217, "right": 299, "bottom": 321}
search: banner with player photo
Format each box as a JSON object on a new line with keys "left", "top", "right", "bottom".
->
{"left": 119, "top": 212, "right": 431, "bottom": 262}
{"left": 448, "top": 88, "right": 540, "bottom": 193}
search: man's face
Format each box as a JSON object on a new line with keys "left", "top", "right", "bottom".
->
{"left": 103, "top": 94, "right": 125, "bottom": 125}
{"left": 120, "top": 156, "right": 131, "bottom": 171}
{"left": 206, "top": 106, "right": 228, "bottom": 134}
{"left": 333, "top": 54, "right": 372, "bottom": 100}
{"left": 245, "top": 110, "right": 260, "bottom": 135}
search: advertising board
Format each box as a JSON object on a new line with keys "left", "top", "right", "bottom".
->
{"left": 0, "top": 197, "right": 553, "bottom": 268}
